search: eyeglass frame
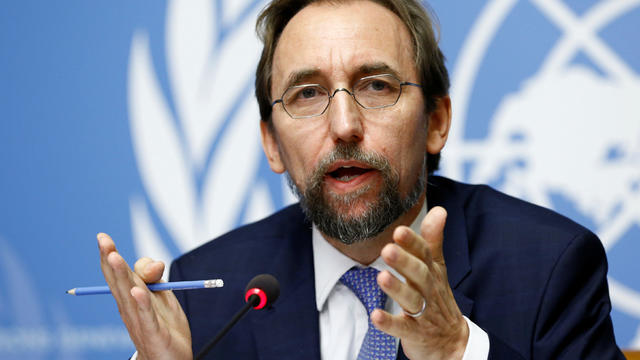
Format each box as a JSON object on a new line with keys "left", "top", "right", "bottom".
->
{"left": 270, "top": 73, "right": 423, "bottom": 119}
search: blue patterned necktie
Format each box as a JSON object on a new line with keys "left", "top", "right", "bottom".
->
{"left": 340, "top": 267, "right": 397, "bottom": 360}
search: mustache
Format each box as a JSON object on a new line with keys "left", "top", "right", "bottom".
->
{"left": 309, "top": 143, "right": 393, "bottom": 184}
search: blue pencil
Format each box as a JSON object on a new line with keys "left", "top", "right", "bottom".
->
{"left": 66, "top": 279, "right": 224, "bottom": 296}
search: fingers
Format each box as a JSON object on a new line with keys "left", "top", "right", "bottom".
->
{"left": 380, "top": 242, "right": 453, "bottom": 319}
{"left": 98, "top": 233, "right": 147, "bottom": 330}
{"left": 391, "top": 206, "right": 447, "bottom": 267}
{"left": 130, "top": 286, "right": 161, "bottom": 337}
{"left": 107, "top": 251, "right": 141, "bottom": 310}
{"left": 380, "top": 207, "right": 456, "bottom": 319}
{"left": 376, "top": 208, "right": 469, "bottom": 358}
{"left": 420, "top": 206, "right": 447, "bottom": 264}
{"left": 378, "top": 270, "right": 424, "bottom": 314}
{"left": 392, "top": 225, "right": 431, "bottom": 264}
{"left": 98, "top": 232, "right": 116, "bottom": 276}
{"left": 97, "top": 232, "right": 117, "bottom": 254}
{"left": 134, "top": 257, "right": 165, "bottom": 283}
{"left": 98, "top": 233, "right": 124, "bottom": 298}
{"left": 380, "top": 243, "right": 429, "bottom": 298}
{"left": 370, "top": 309, "right": 413, "bottom": 339}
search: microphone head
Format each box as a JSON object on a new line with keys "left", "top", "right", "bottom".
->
{"left": 244, "top": 274, "right": 280, "bottom": 310}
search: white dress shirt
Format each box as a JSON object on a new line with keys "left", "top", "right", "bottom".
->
{"left": 312, "top": 202, "right": 489, "bottom": 360}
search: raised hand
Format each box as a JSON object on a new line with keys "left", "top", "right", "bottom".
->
{"left": 374, "top": 206, "right": 469, "bottom": 360}
{"left": 97, "top": 233, "right": 192, "bottom": 360}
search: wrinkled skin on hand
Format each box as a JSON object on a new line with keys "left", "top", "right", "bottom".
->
{"left": 97, "top": 233, "right": 192, "bottom": 360}
{"left": 375, "top": 207, "right": 469, "bottom": 360}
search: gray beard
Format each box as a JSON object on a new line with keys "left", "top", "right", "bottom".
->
{"left": 286, "top": 143, "right": 426, "bottom": 245}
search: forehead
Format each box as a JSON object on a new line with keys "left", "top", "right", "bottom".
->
{"left": 271, "top": 0, "right": 417, "bottom": 92}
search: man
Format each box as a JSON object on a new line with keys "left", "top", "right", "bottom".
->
{"left": 98, "top": 0, "right": 624, "bottom": 359}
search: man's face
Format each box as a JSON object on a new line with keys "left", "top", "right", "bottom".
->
{"left": 261, "top": 1, "right": 439, "bottom": 242}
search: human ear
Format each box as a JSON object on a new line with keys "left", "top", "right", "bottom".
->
{"left": 260, "top": 120, "right": 286, "bottom": 174}
{"left": 426, "top": 95, "right": 452, "bottom": 154}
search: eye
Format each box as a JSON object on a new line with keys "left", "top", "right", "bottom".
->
{"left": 283, "top": 85, "right": 327, "bottom": 109}
{"left": 369, "top": 79, "right": 389, "bottom": 91}
{"left": 300, "top": 87, "right": 318, "bottom": 99}
{"left": 285, "top": 85, "right": 326, "bottom": 103}
{"left": 355, "top": 76, "right": 399, "bottom": 95}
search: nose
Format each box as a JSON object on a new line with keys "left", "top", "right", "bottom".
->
{"left": 327, "top": 88, "right": 364, "bottom": 143}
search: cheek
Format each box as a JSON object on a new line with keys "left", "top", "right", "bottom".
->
{"left": 373, "top": 107, "right": 428, "bottom": 165}
{"left": 273, "top": 120, "right": 329, "bottom": 177}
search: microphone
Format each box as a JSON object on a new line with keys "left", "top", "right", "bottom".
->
{"left": 244, "top": 273, "right": 280, "bottom": 309}
{"left": 195, "top": 274, "right": 280, "bottom": 360}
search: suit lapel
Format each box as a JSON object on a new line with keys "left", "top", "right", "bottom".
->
{"left": 428, "top": 177, "right": 472, "bottom": 291}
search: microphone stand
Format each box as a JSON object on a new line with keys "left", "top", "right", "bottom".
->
{"left": 194, "top": 295, "right": 259, "bottom": 360}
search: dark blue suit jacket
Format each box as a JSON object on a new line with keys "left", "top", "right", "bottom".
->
{"left": 170, "top": 176, "right": 623, "bottom": 359}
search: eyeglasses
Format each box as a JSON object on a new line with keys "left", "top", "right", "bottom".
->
{"left": 271, "top": 74, "right": 422, "bottom": 119}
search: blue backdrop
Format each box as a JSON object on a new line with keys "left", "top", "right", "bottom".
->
{"left": 1, "top": 1, "right": 639, "bottom": 358}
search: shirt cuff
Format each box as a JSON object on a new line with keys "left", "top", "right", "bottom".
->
{"left": 461, "top": 316, "right": 490, "bottom": 360}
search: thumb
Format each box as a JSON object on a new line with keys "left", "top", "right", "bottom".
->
{"left": 134, "top": 257, "right": 166, "bottom": 284}
{"left": 420, "top": 206, "right": 447, "bottom": 265}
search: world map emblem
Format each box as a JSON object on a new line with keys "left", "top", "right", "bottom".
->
{"left": 127, "top": 0, "right": 640, "bottom": 347}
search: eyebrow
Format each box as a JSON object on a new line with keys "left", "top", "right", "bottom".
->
{"left": 280, "top": 62, "right": 403, "bottom": 92}
{"left": 358, "top": 62, "right": 401, "bottom": 78}
{"left": 283, "top": 68, "right": 320, "bottom": 90}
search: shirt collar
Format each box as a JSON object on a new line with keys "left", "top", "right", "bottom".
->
{"left": 312, "top": 201, "right": 427, "bottom": 311}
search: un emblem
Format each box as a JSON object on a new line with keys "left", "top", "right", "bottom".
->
{"left": 442, "top": 0, "right": 640, "bottom": 347}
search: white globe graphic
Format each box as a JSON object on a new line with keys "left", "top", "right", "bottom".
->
{"left": 442, "top": 0, "right": 640, "bottom": 347}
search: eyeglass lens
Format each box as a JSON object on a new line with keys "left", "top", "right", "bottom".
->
{"left": 281, "top": 74, "right": 403, "bottom": 118}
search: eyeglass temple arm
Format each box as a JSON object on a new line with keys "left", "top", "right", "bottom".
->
{"left": 402, "top": 81, "right": 422, "bottom": 88}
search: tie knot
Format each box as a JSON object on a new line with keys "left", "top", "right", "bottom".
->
{"left": 340, "top": 267, "right": 387, "bottom": 314}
